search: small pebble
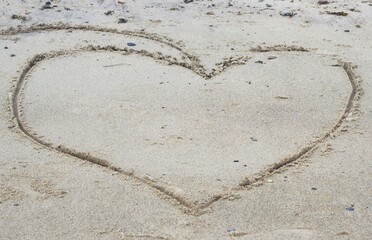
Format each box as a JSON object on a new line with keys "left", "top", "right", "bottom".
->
{"left": 127, "top": 42, "right": 136, "bottom": 47}
{"left": 311, "top": 187, "right": 317, "bottom": 190}
{"left": 280, "top": 9, "right": 295, "bottom": 17}
{"left": 104, "top": 11, "right": 114, "bottom": 16}
{"left": 4, "top": 46, "right": 8, "bottom": 49}
{"left": 10, "top": 54, "right": 15, "bottom": 57}
{"left": 326, "top": 11, "right": 348, "bottom": 16}
{"left": 346, "top": 207, "right": 354, "bottom": 211}
{"left": 267, "top": 56, "right": 277, "bottom": 60}
{"left": 344, "top": 30, "right": 350, "bottom": 32}
{"left": 41, "top": 4, "right": 52, "bottom": 10}
{"left": 318, "top": 0, "right": 329, "bottom": 5}
{"left": 250, "top": 137, "right": 258, "bottom": 142}
{"left": 233, "top": 160, "right": 239, "bottom": 163}
{"left": 118, "top": 18, "right": 128, "bottom": 24}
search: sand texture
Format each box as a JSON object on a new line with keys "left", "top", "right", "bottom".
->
{"left": 0, "top": 0, "right": 371, "bottom": 239}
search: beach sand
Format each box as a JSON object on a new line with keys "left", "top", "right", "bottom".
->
{"left": 0, "top": 1, "right": 371, "bottom": 239}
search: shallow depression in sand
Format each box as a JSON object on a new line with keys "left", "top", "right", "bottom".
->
{"left": 21, "top": 51, "right": 350, "bottom": 201}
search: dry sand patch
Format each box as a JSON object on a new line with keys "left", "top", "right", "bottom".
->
{"left": 3, "top": 25, "right": 362, "bottom": 214}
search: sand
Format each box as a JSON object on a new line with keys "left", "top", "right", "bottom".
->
{"left": 0, "top": 0, "right": 371, "bottom": 239}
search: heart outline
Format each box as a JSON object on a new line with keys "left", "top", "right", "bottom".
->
{"left": 3, "top": 24, "right": 362, "bottom": 215}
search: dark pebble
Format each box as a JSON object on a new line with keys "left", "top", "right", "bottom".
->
{"left": 326, "top": 11, "right": 348, "bottom": 16}
{"left": 255, "top": 60, "right": 264, "bottom": 64}
{"left": 184, "top": 0, "right": 194, "bottom": 3}
{"left": 4, "top": 46, "right": 8, "bottom": 49}
{"left": 105, "top": 11, "right": 114, "bottom": 16}
{"left": 267, "top": 56, "right": 277, "bottom": 60}
{"left": 346, "top": 207, "right": 354, "bottom": 211}
{"left": 41, "top": 5, "right": 52, "bottom": 10}
{"left": 10, "top": 54, "right": 15, "bottom": 57}
{"left": 118, "top": 18, "right": 128, "bottom": 24}
{"left": 280, "top": 11, "right": 295, "bottom": 17}
{"left": 233, "top": 160, "right": 239, "bottom": 163}
{"left": 127, "top": 42, "right": 136, "bottom": 47}
{"left": 45, "top": 1, "right": 51, "bottom": 5}
{"left": 13, "top": 203, "right": 19, "bottom": 206}
{"left": 250, "top": 137, "right": 257, "bottom": 142}
{"left": 344, "top": 30, "right": 350, "bottom": 32}
{"left": 311, "top": 187, "right": 317, "bottom": 190}
{"left": 318, "top": 0, "right": 329, "bottom": 5}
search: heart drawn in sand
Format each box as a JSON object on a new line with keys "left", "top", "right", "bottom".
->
{"left": 7, "top": 25, "right": 360, "bottom": 215}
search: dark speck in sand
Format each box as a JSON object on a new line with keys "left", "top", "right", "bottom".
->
{"left": 127, "top": 42, "right": 136, "bottom": 47}
{"left": 280, "top": 9, "right": 296, "bottom": 17}
{"left": 318, "top": 0, "right": 329, "bottom": 5}
{"left": 326, "top": 11, "right": 348, "bottom": 16}
{"left": 41, "top": 2, "right": 53, "bottom": 10}
{"left": 346, "top": 207, "right": 354, "bottom": 211}
{"left": 118, "top": 18, "right": 128, "bottom": 24}
{"left": 105, "top": 11, "right": 114, "bottom": 16}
